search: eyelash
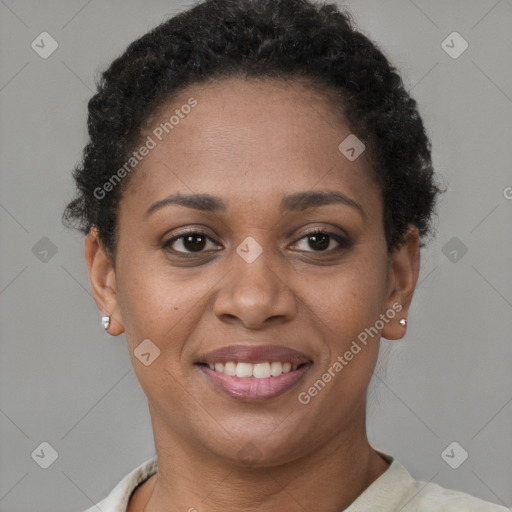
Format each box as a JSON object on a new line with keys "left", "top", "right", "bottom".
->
{"left": 162, "top": 227, "right": 351, "bottom": 258}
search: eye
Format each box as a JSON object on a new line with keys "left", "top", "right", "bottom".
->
{"left": 162, "top": 227, "right": 351, "bottom": 258}
{"left": 163, "top": 229, "right": 221, "bottom": 255}
{"left": 292, "top": 228, "right": 351, "bottom": 253}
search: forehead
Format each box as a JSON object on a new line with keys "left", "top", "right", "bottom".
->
{"left": 122, "top": 77, "right": 380, "bottom": 219}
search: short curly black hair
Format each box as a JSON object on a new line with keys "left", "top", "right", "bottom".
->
{"left": 63, "top": 0, "right": 442, "bottom": 260}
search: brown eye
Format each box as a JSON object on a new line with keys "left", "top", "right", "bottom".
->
{"left": 307, "top": 232, "right": 330, "bottom": 251}
{"left": 293, "top": 229, "right": 351, "bottom": 253}
{"left": 163, "top": 230, "right": 219, "bottom": 255}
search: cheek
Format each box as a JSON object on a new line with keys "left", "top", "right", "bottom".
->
{"left": 306, "top": 253, "right": 388, "bottom": 333}
{"left": 300, "top": 250, "right": 388, "bottom": 379}
{"left": 115, "top": 247, "right": 215, "bottom": 351}
{"left": 114, "top": 254, "right": 201, "bottom": 414}
{"left": 114, "top": 247, "right": 175, "bottom": 343}
{"left": 292, "top": 264, "right": 387, "bottom": 441}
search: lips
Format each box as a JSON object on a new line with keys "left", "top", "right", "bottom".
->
{"left": 195, "top": 344, "right": 313, "bottom": 401}
{"left": 195, "top": 344, "right": 312, "bottom": 366}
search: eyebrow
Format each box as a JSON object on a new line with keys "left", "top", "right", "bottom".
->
{"left": 144, "top": 190, "right": 365, "bottom": 219}
{"left": 280, "top": 190, "right": 365, "bottom": 218}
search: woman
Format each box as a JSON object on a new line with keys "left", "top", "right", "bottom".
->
{"left": 63, "top": 0, "right": 508, "bottom": 510}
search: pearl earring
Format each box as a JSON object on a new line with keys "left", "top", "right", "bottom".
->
{"left": 399, "top": 318, "right": 407, "bottom": 326}
{"left": 101, "top": 315, "right": 111, "bottom": 330}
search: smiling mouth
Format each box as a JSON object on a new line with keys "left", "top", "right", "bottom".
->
{"left": 194, "top": 343, "right": 314, "bottom": 401}
{"left": 195, "top": 361, "right": 313, "bottom": 402}
{"left": 195, "top": 361, "right": 312, "bottom": 378}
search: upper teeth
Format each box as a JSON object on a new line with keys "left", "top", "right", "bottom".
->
{"left": 208, "top": 361, "right": 299, "bottom": 378}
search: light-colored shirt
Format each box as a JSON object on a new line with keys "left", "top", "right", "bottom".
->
{"left": 82, "top": 452, "right": 509, "bottom": 511}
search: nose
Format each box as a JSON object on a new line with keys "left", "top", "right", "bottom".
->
{"left": 213, "top": 244, "right": 297, "bottom": 330}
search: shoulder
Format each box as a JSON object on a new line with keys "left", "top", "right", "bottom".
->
{"left": 347, "top": 451, "right": 509, "bottom": 512}
{"left": 390, "top": 458, "right": 509, "bottom": 511}
{"left": 81, "top": 456, "right": 158, "bottom": 512}
{"left": 406, "top": 478, "right": 510, "bottom": 511}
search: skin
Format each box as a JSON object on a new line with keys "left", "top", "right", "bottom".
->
{"left": 85, "top": 77, "right": 420, "bottom": 512}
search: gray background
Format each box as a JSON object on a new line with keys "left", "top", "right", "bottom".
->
{"left": 0, "top": 0, "right": 511, "bottom": 510}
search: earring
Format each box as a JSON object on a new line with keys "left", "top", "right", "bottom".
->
{"left": 399, "top": 318, "right": 407, "bottom": 327}
{"left": 101, "top": 315, "right": 111, "bottom": 330}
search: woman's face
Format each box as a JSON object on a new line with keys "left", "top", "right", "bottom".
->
{"left": 87, "top": 77, "right": 418, "bottom": 465}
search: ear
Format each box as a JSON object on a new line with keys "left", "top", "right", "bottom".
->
{"left": 84, "top": 227, "right": 124, "bottom": 336}
{"left": 381, "top": 224, "right": 420, "bottom": 341}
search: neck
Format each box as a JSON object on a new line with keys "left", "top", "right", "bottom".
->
{"left": 141, "top": 405, "right": 390, "bottom": 512}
